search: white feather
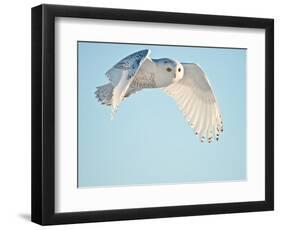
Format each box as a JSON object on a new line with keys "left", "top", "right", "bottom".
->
{"left": 163, "top": 63, "right": 223, "bottom": 142}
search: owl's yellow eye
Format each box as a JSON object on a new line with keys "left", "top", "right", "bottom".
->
{"left": 166, "top": 67, "right": 172, "bottom": 72}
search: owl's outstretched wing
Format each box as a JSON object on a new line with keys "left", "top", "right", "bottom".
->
{"left": 163, "top": 63, "right": 223, "bottom": 143}
{"left": 104, "top": 49, "right": 151, "bottom": 114}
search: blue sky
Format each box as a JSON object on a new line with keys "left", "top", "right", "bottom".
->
{"left": 78, "top": 41, "right": 246, "bottom": 188}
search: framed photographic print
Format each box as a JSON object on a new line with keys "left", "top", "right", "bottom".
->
{"left": 31, "top": 4, "right": 274, "bottom": 225}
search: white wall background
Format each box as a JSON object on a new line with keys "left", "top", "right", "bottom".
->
{"left": 0, "top": 0, "right": 278, "bottom": 229}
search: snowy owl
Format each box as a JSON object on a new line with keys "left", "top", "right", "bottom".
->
{"left": 95, "top": 49, "right": 223, "bottom": 142}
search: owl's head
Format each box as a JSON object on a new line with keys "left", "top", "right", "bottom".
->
{"left": 154, "top": 58, "right": 184, "bottom": 84}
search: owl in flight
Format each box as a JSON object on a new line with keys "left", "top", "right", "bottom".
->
{"left": 95, "top": 49, "right": 223, "bottom": 143}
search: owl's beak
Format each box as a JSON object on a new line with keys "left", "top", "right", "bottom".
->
{"left": 172, "top": 74, "right": 178, "bottom": 83}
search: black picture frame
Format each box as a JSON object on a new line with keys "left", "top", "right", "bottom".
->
{"left": 31, "top": 4, "right": 274, "bottom": 225}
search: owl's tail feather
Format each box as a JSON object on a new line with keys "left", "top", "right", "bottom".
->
{"left": 95, "top": 83, "right": 113, "bottom": 106}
